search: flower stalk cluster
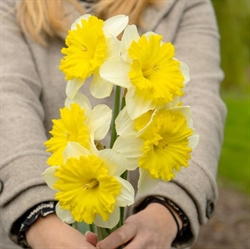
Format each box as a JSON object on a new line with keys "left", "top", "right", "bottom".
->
{"left": 43, "top": 14, "right": 199, "bottom": 237}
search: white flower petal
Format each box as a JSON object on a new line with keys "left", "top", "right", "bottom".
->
{"left": 100, "top": 56, "right": 131, "bottom": 88}
{"left": 121, "top": 25, "right": 140, "bottom": 61}
{"left": 103, "top": 15, "right": 128, "bottom": 37}
{"left": 122, "top": 25, "right": 140, "bottom": 51}
{"left": 94, "top": 206, "right": 120, "bottom": 229}
{"left": 106, "top": 36, "right": 121, "bottom": 59}
{"left": 71, "top": 14, "right": 91, "bottom": 30}
{"left": 169, "top": 106, "right": 191, "bottom": 122}
{"left": 164, "top": 96, "right": 181, "bottom": 109}
{"left": 98, "top": 149, "right": 128, "bottom": 176}
{"left": 65, "top": 93, "right": 92, "bottom": 114}
{"left": 88, "top": 105, "right": 112, "bottom": 140}
{"left": 179, "top": 61, "right": 190, "bottom": 84}
{"left": 137, "top": 109, "right": 158, "bottom": 137}
{"left": 63, "top": 142, "right": 90, "bottom": 162}
{"left": 56, "top": 203, "right": 75, "bottom": 224}
{"left": 115, "top": 177, "right": 134, "bottom": 206}
{"left": 189, "top": 134, "right": 200, "bottom": 149}
{"left": 137, "top": 168, "right": 159, "bottom": 194}
{"left": 89, "top": 137, "right": 100, "bottom": 155}
{"left": 113, "top": 135, "right": 142, "bottom": 170}
{"left": 90, "top": 73, "right": 114, "bottom": 98}
{"left": 115, "top": 107, "right": 135, "bottom": 136}
{"left": 66, "top": 78, "right": 85, "bottom": 99}
{"left": 43, "top": 166, "right": 59, "bottom": 190}
{"left": 126, "top": 87, "right": 155, "bottom": 120}
{"left": 144, "top": 31, "right": 157, "bottom": 40}
{"left": 188, "top": 117, "right": 194, "bottom": 128}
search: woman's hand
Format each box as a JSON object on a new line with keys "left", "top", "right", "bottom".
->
{"left": 96, "top": 203, "right": 180, "bottom": 249}
{"left": 26, "top": 213, "right": 97, "bottom": 249}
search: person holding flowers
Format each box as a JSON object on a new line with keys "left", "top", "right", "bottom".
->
{"left": 0, "top": 0, "right": 226, "bottom": 249}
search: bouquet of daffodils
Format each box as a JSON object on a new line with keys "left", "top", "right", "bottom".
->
{"left": 43, "top": 14, "right": 199, "bottom": 238}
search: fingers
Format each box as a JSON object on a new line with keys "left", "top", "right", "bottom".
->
{"left": 123, "top": 235, "right": 148, "bottom": 249}
{"left": 97, "top": 222, "right": 137, "bottom": 249}
{"left": 85, "top": 231, "right": 98, "bottom": 246}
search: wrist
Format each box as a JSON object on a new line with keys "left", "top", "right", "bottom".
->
{"left": 17, "top": 201, "right": 57, "bottom": 248}
{"left": 26, "top": 213, "right": 60, "bottom": 247}
{"left": 135, "top": 196, "right": 189, "bottom": 244}
{"left": 147, "top": 202, "right": 183, "bottom": 230}
{"left": 144, "top": 202, "right": 179, "bottom": 241}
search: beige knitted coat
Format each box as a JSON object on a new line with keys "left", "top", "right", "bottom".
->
{"left": 0, "top": 0, "right": 227, "bottom": 248}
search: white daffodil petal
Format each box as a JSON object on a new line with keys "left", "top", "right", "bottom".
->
{"left": 165, "top": 96, "right": 181, "bottom": 109}
{"left": 138, "top": 168, "right": 159, "bottom": 194}
{"left": 170, "top": 106, "right": 191, "bottom": 122}
{"left": 103, "top": 15, "right": 128, "bottom": 37}
{"left": 188, "top": 117, "right": 194, "bottom": 128}
{"left": 113, "top": 135, "right": 142, "bottom": 170}
{"left": 43, "top": 166, "right": 59, "bottom": 190}
{"left": 66, "top": 78, "right": 85, "bottom": 99}
{"left": 88, "top": 105, "right": 112, "bottom": 140}
{"left": 179, "top": 61, "right": 190, "bottom": 84}
{"left": 88, "top": 136, "right": 99, "bottom": 155}
{"left": 121, "top": 25, "right": 140, "bottom": 62}
{"left": 106, "top": 36, "right": 121, "bottom": 59}
{"left": 144, "top": 31, "right": 157, "bottom": 40}
{"left": 94, "top": 205, "right": 120, "bottom": 229}
{"left": 71, "top": 14, "right": 91, "bottom": 30}
{"left": 98, "top": 149, "right": 128, "bottom": 176}
{"left": 126, "top": 87, "right": 155, "bottom": 120}
{"left": 189, "top": 134, "right": 200, "bottom": 149}
{"left": 113, "top": 135, "right": 143, "bottom": 158}
{"left": 115, "top": 177, "right": 135, "bottom": 206}
{"left": 137, "top": 109, "right": 158, "bottom": 137}
{"left": 90, "top": 73, "right": 114, "bottom": 99}
{"left": 56, "top": 203, "right": 75, "bottom": 224}
{"left": 65, "top": 93, "right": 92, "bottom": 113}
{"left": 63, "top": 142, "right": 90, "bottom": 162}
{"left": 100, "top": 57, "right": 131, "bottom": 88}
{"left": 122, "top": 25, "right": 140, "bottom": 51}
{"left": 115, "top": 107, "right": 135, "bottom": 136}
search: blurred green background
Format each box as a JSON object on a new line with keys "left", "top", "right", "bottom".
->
{"left": 211, "top": 0, "right": 249, "bottom": 194}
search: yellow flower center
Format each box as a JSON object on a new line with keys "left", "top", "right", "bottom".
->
{"left": 128, "top": 35, "right": 185, "bottom": 106}
{"left": 59, "top": 16, "right": 107, "bottom": 81}
{"left": 45, "top": 103, "right": 90, "bottom": 166}
{"left": 83, "top": 178, "right": 99, "bottom": 189}
{"left": 136, "top": 109, "right": 193, "bottom": 181}
{"left": 54, "top": 155, "right": 121, "bottom": 224}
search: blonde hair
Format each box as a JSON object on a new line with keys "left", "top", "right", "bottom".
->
{"left": 16, "top": 0, "right": 161, "bottom": 45}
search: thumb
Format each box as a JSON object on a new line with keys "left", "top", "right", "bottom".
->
{"left": 85, "top": 231, "right": 98, "bottom": 246}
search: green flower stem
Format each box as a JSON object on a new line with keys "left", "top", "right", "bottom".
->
{"left": 118, "top": 206, "right": 125, "bottom": 227}
{"left": 75, "top": 222, "right": 90, "bottom": 234}
{"left": 97, "top": 226, "right": 111, "bottom": 241}
{"left": 121, "top": 89, "right": 126, "bottom": 110}
{"left": 89, "top": 223, "right": 95, "bottom": 233}
{"left": 118, "top": 170, "right": 128, "bottom": 228}
{"left": 121, "top": 169, "right": 128, "bottom": 180}
{"left": 108, "top": 87, "right": 128, "bottom": 248}
{"left": 110, "top": 86, "right": 121, "bottom": 148}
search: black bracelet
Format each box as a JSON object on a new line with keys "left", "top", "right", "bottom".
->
{"left": 164, "top": 198, "right": 189, "bottom": 239}
{"left": 17, "top": 201, "right": 57, "bottom": 248}
{"left": 135, "top": 196, "right": 189, "bottom": 242}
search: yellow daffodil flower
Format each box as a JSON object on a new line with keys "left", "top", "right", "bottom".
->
{"left": 43, "top": 142, "right": 134, "bottom": 229}
{"left": 100, "top": 25, "right": 190, "bottom": 119}
{"left": 59, "top": 14, "right": 128, "bottom": 99}
{"left": 45, "top": 93, "right": 112, "bottom": 166}
{"left": 113, "top": 106, "right": 199, "bottom": 193}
